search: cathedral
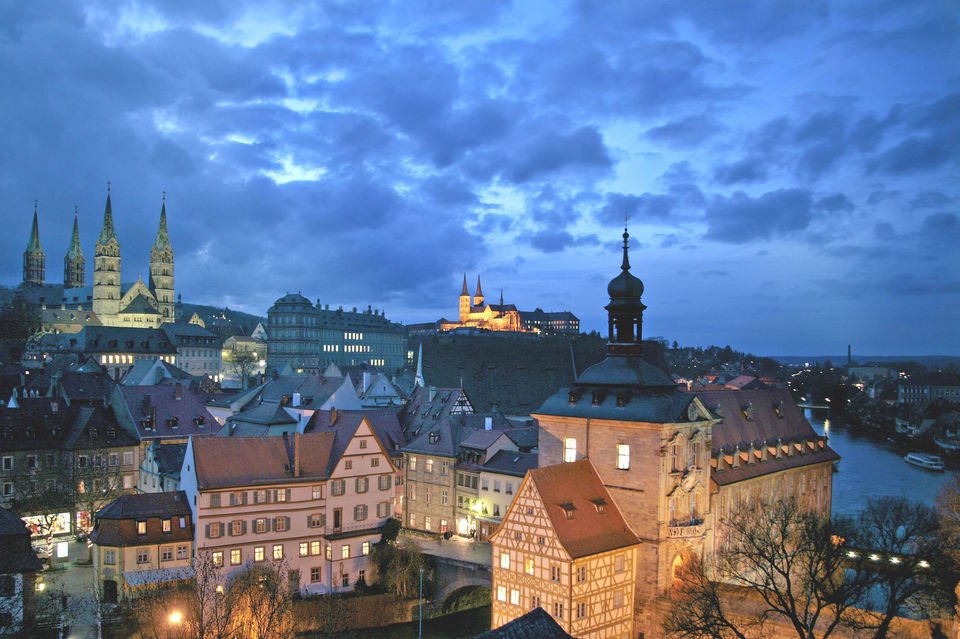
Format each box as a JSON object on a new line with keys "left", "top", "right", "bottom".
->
{"left": 437, "top": 274, "right": 527, "bottom": 332}
{"left": 20, "top": 188, "right": 175, "bottom": 329}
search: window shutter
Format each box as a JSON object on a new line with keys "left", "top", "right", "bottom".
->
{"left": 285, "top": 488, "right": 291, "bottom": 502}
{"left": 242, "top": 520, "right": 247, "bottom": 535}
{"left": 283, "top": 516, "right": 290, "bottom": 530}
{"left": 227, "top": 523, "right": 233, "bottom": 537}
{"left": 321, "top": 513, "right": 326, "bottom": 527}
{"left": 271, "top": 518, "right": 276, "bottom": 531}
{"left": 211, "top": 493, "right": 220, "bottom": 508}
{"left": 242, "top": 492, "right": 248, "bottom": 505}
{"left": 252, "top": 491, "right": 259, "bottom": 504}
{"left": 205, "top": 524, "right": 210, "bottom": 538}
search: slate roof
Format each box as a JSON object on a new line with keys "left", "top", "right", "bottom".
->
{"left": 0, "top": 399, "right": 136, "bottom": 453}
{"left": 119, "top": 293, "right": 159, "bottom": 315}
{"left": 537, "top": 385, "right": 694, "bottom": 423}
{"left": 473, "top": 607, "right": 572, "bottom": 639}
{"left": 23, "top": 369, "right": 115, "bottom": 403}
{"left": 304, "top": 408, "right": 406, "bottom": 456}
{"left": 401, "top": 386, "right": 472, "bottom": 457}
{"left": 693, "top": 389, "right": 840, "bottom": 486}
{"left": 255, "top": 374, "right": 344, "bottom": 407}
{"left": 524, "top": 459, "right": 639, "bottom": 559}
{"left": 91, "top": 491, "right": 193, "bottom": 546}
{"left": 153, "top": 442, "right": 187, "bottom": 477}
{"left": 121, "top": 358, "right": 193, "bottom": 385}
{"left": 118, "top": 384, "right": 219, "bottom": 440}
{"left": 41, "top": 308, "right": 101, "bottom": 327}
{"left": 70, "top": 327, "right": 176, "bottom": 354}
{"left": 161, "top": 323, "right": 219, "bottom": 341}
{"left": 502, "top": 426, "right": 538, "bottom": 451}
{"left": 460, "top": 428, "right": 506, "bottom": 450}
{"left": 191, "top": 432, "right": 336, "bottom": 489}
{"left": 0, "top": 509, "right": 43, "bottom": 574}
{"left": 481, "top": 450, "right": 538, "bottom": 477}
{"left": 408, "top": 334, "right": 611, "bottom": 414}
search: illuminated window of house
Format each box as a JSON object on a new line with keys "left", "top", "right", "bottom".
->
{"left": 212, "top": 551, "right": 223, "bottom": 567}
{"left": 510, "top": 589, "right": 520, "bottom": 605}
{"left": 500, "top": 552, "right": 510, "bottom": 569}
{"left": 617, "top": 444, "right": 630, "bottom": 470}
{"left": 497, "top": 586, "right": 506, "bottom": 602}
{"left": 273, "top": 545, "right": 283, "bottom": 560}
{"left": 137, "top": 521, "right": 147, "bottom": 535}
{"left": 425, "top": 458, "right": 433, "bottom": 473}
{"left": 254, "top": 547, "right": 264, "bottom": 562}
{"left": 362, "top": 541, "right": 370, "bottom": 555}
{"left": 409, "top": 456, "right": 417, "bottom": 471}
{"left": 311, "top": 541, "right": 321, "bottom": 555}
{"left": 563, "top": 438, "right": 577, "bottom": 463}
{"left": 325, "top": 545, "right": 332, "bottom": 560}
{"left": 341, "top": 545, "right": 350, "bottom": 560}
{"left": 230, "top": 549, "right": 241, "bottom": 565}
{"left": 524, "top": 559, "right": 534, "bottom": 575}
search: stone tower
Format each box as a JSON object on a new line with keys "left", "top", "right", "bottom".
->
{"left": 149, "top": 196, "right": 175, "bottom": 322}
{"left": 63, "top": 208, "right": 85, "bottom": 289}
{"left": 92, "top": 187, "right": 121, "bottom": 321}
{"left": 22, "top": 203, "right": 45, "bottom": 286}
{"left": 533, "top": 227, "right": 716, "bottom": 637}
{"left": 458, "top": 273, "right": 471, "bottom": 322}
{"left": 473, "top": 274, "right": 484, "bottom": 308}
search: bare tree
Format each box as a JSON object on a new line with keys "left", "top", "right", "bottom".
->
{"left": 370, "top": 539, "right": 433, "bottom": 601}
{"left": 223, "top": 343, "right": 260, "bottom": 390}
{"left": 665, "top": 497, "right": 953, "bottom": 639}
{"left": 226, "top": 560, "right": 295, "bottom": 639}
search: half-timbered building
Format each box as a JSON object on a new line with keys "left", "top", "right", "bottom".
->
{"left": 490, "top": 458, "right": 639, "bottom": 639}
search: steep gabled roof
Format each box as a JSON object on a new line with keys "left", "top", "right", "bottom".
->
{"left": 192, "top": 432, "right": 335, "bottom": 489}
{"left": 527, "top": 459, "right": 639, "bottom": 559}
{"left": 474, "top": 607, "right": 572, "bottom": 639}
{"left": 305, "top": 408, "right": 405, "bottom": 455}
{"left": 119, "top": 383, "right": 218, "bottom": 440}
{"left": 481, "top": 450, "right": 537, "bottom": 477}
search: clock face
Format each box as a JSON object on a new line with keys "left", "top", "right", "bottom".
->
{"left": 687, "top": 403, "right": 698, "bottom": 421}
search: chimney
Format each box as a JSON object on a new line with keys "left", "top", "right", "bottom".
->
{"left": 294, "top": 432, "right": 301, "bottom": 477}
{"left": 175, "top": 383, "right": 183, "bottom": 401}
{"left": 330, "top": 407, "right": 338, "bottom": 426}
{"left": 732, "top": 445, "right": 741, "bottom": 468}
{"left": 761, "top": 441, "right": 769, "bottom": 462}
{"left": 428, "top": 386, "right": 436, "bottom": 402}
{"left": 776, "top": 437, "right": 783, "bottom": 459}
{"left": 362, "top": 371, "right": 371, "bottom": 393}
{"left": 484, "top": 416, "right": 492, "bottom": 431}
{"left": 293, "top": 392, "right": 301, "bottom": 407}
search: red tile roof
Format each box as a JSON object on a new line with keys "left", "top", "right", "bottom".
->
{"left": 192, "top": 432, "right": 335, "bottom": 489}
{"left": 527, "top": 459, "right": 639, "bottom": 559}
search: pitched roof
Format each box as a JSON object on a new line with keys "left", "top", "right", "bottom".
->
{"left": 255, "top": 374, "right": 344, "bottom": 407}
{"left": 692, "top": 389, "right": 840, "bottom": 486}
{"left": 121, "top": 358, "right": 193, "bottom": 385}
{"left": 119, "top": 384, "right": 219, "bottom": 440}
{"left": 526, "top": 459, "right": 639, "bottom": 559}
{"left": 460, "top": 428, "right": 506, "bottom": 450}
{"left": 153, "top": 442, "right": 187, "bottom": 476}
{"left": 0, "top": 509, "right": 43, "bottom": 574}
{"left": 473, "top": 607, "right": 572, "bottom": 639}
{"left": 91, "top": 492, "right": 193, "bottom": 546}
{"left": 119, "top": 293, "right": 159, "bottom": 315}
{"left": 481, "top": 450, "right": 537, "bottom": 477}
{"left": 192, "top": 432, "right": 335, "bottom": 489}
{"left": 304, "top": 408, "right": 406, "bottom": 455}
{"left": 502, "top": 426, "right": 538, "bottom": 451}
{"left": 95, "top": 491, "right": 191, "bottom": 519}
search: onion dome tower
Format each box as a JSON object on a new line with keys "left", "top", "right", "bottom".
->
{"left": 605, "top": 226, "right": 647, "bottom": 357}
{"left": 22, "top": 202, "right": 45, "bottom": 286}
{"left": 64, "top": 207, "right": 85, "bottom": 288}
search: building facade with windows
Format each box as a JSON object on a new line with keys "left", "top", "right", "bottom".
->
{"left": 0, "top": 509, "right": 44, "bottom": 634}
{"left": 490, "top": 459, "right": 639, "bottom": 638}
{"left": 89, "top": 491, "right": 194, "bottom": 603}
{"left": 181, "top": 426, "right": 397, "bottom": 595}
{"left": 528, "top": 229, "right": 839, "bottom": 638}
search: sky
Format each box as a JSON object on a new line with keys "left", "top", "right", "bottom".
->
{"left": 1, "top": 0, "right": 957, "bottom": 357}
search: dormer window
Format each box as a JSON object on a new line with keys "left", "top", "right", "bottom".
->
{"left": 774, "top": 400, "right": 784, "bottom": 419}
{"left": 559, "top": 503, "right": 576, "bottom": 520}
{"left": 590, "top": 498, "right": 607, "bottom": 514}
{"left": 741, "top": 402, "right": 753, "bottom": 421}
{"left": 428, "top": 432, "right": 439, "bottom": 445}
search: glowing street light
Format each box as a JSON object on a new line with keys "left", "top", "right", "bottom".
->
{"left": 169, "top": 610, "right": 182, "bottom": 625}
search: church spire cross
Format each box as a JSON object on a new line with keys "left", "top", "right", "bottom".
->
{"left": 98, "top": 184, "right": 117, "bottom": 245}
{"left": 621, "top": 224, "right": 631, "bottom": 272}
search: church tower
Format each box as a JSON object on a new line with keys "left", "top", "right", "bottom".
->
{"left": 533, "top": 227, "right": 716, "bottom": 637}
{"left": 63, "top": 208, "right": 85, "bottom": 289}
{"left": 93, "top": 187, "right": 121, "bottom": 322}
{"left": 458, "top": 273, "right": 471, "bottom": 322}
{"left": 472, "top": 274, "right": 484, "bottom": 308}
{"left": 149, "top": 196, "right": 175, "bottom": 322}
{"left": 22, "top": 203, "right": 46, "bottom": 286}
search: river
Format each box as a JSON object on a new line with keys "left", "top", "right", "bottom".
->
{"left": 805, "top": 408, "right": 957, "bottom": 515}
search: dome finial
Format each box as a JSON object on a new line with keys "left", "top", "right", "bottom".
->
{"left": 621, "top": 217, "right": 631, "bottom": 272}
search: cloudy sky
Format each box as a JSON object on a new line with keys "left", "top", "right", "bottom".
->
{"left": 2, "top": 0, "right": 957, "bottom": 356}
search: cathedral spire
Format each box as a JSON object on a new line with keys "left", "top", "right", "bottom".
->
{"left": 25, "top": 201, "right": 42, "bottom": 254}
{"left": 414, "top": 343, "right": 424, "bottom": 388}
{"left": 66, "top": 208, "right": 83, "bottom": 259}
{"left": 153, "top": 193, "right": 171, "bottom": 251}
{"left": 98, "top": 184, "right": 117, "bottom": 245}
{"left": 475, "top": 275, "right": 483, "bottom": 298}
{"left": 460, "top": 273, "right": 469, "bottom": 296}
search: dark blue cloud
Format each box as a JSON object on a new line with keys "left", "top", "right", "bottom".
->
{"left": 713, "top": 156, "right": 768, "bottom": 185}
{"left": 704, "top": 189, "right": 814, "bottom": 243}
{"left": 645, "top": 115, "right": 723, "bottom": 147}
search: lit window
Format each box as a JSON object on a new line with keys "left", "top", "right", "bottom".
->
{"left": 510, "top": 589, "right": 520, "bottom": 605}
{"left": 341, "top": 545, "right": 350, "bottom": 559}
{"left": 362, "top": 541, "right": 370, "bottom": 556}
{"left": 230, "top": 549, "right": 241, "bottom": 565}
{"left": 564, "top": 438, "right": 577, "bottom": 463}
{"left": 497, "top": 586, "right": 506, "bottom": 602}
{"left": 162, "top": 519, "right": 171, "bottom": 532}
{"left": 525, "top": 559, "right": 534, "bottom": 575}
{"left": 254, "top": 547, "right": 265, "bottom": 562}
{"left": 137, "top": 521, "right": 147, "bottom": 535}
{"left": 617, "top": 444, "right": 630, "bottom": 470}
{"left": 500, "top": 552, "right": 510, "bottom": 569}
{"left": 273, "top": 544, "right": 283, "bottom": 560}
{"left": 311, "top": 541, "right": 321, "bottom": 555}
{"left": 212, "top": 551, "right": 223, "bottom": 567}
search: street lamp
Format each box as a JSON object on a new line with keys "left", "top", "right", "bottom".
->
{"left": 169, "top": 610, "right": 182, "bottom": 625}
